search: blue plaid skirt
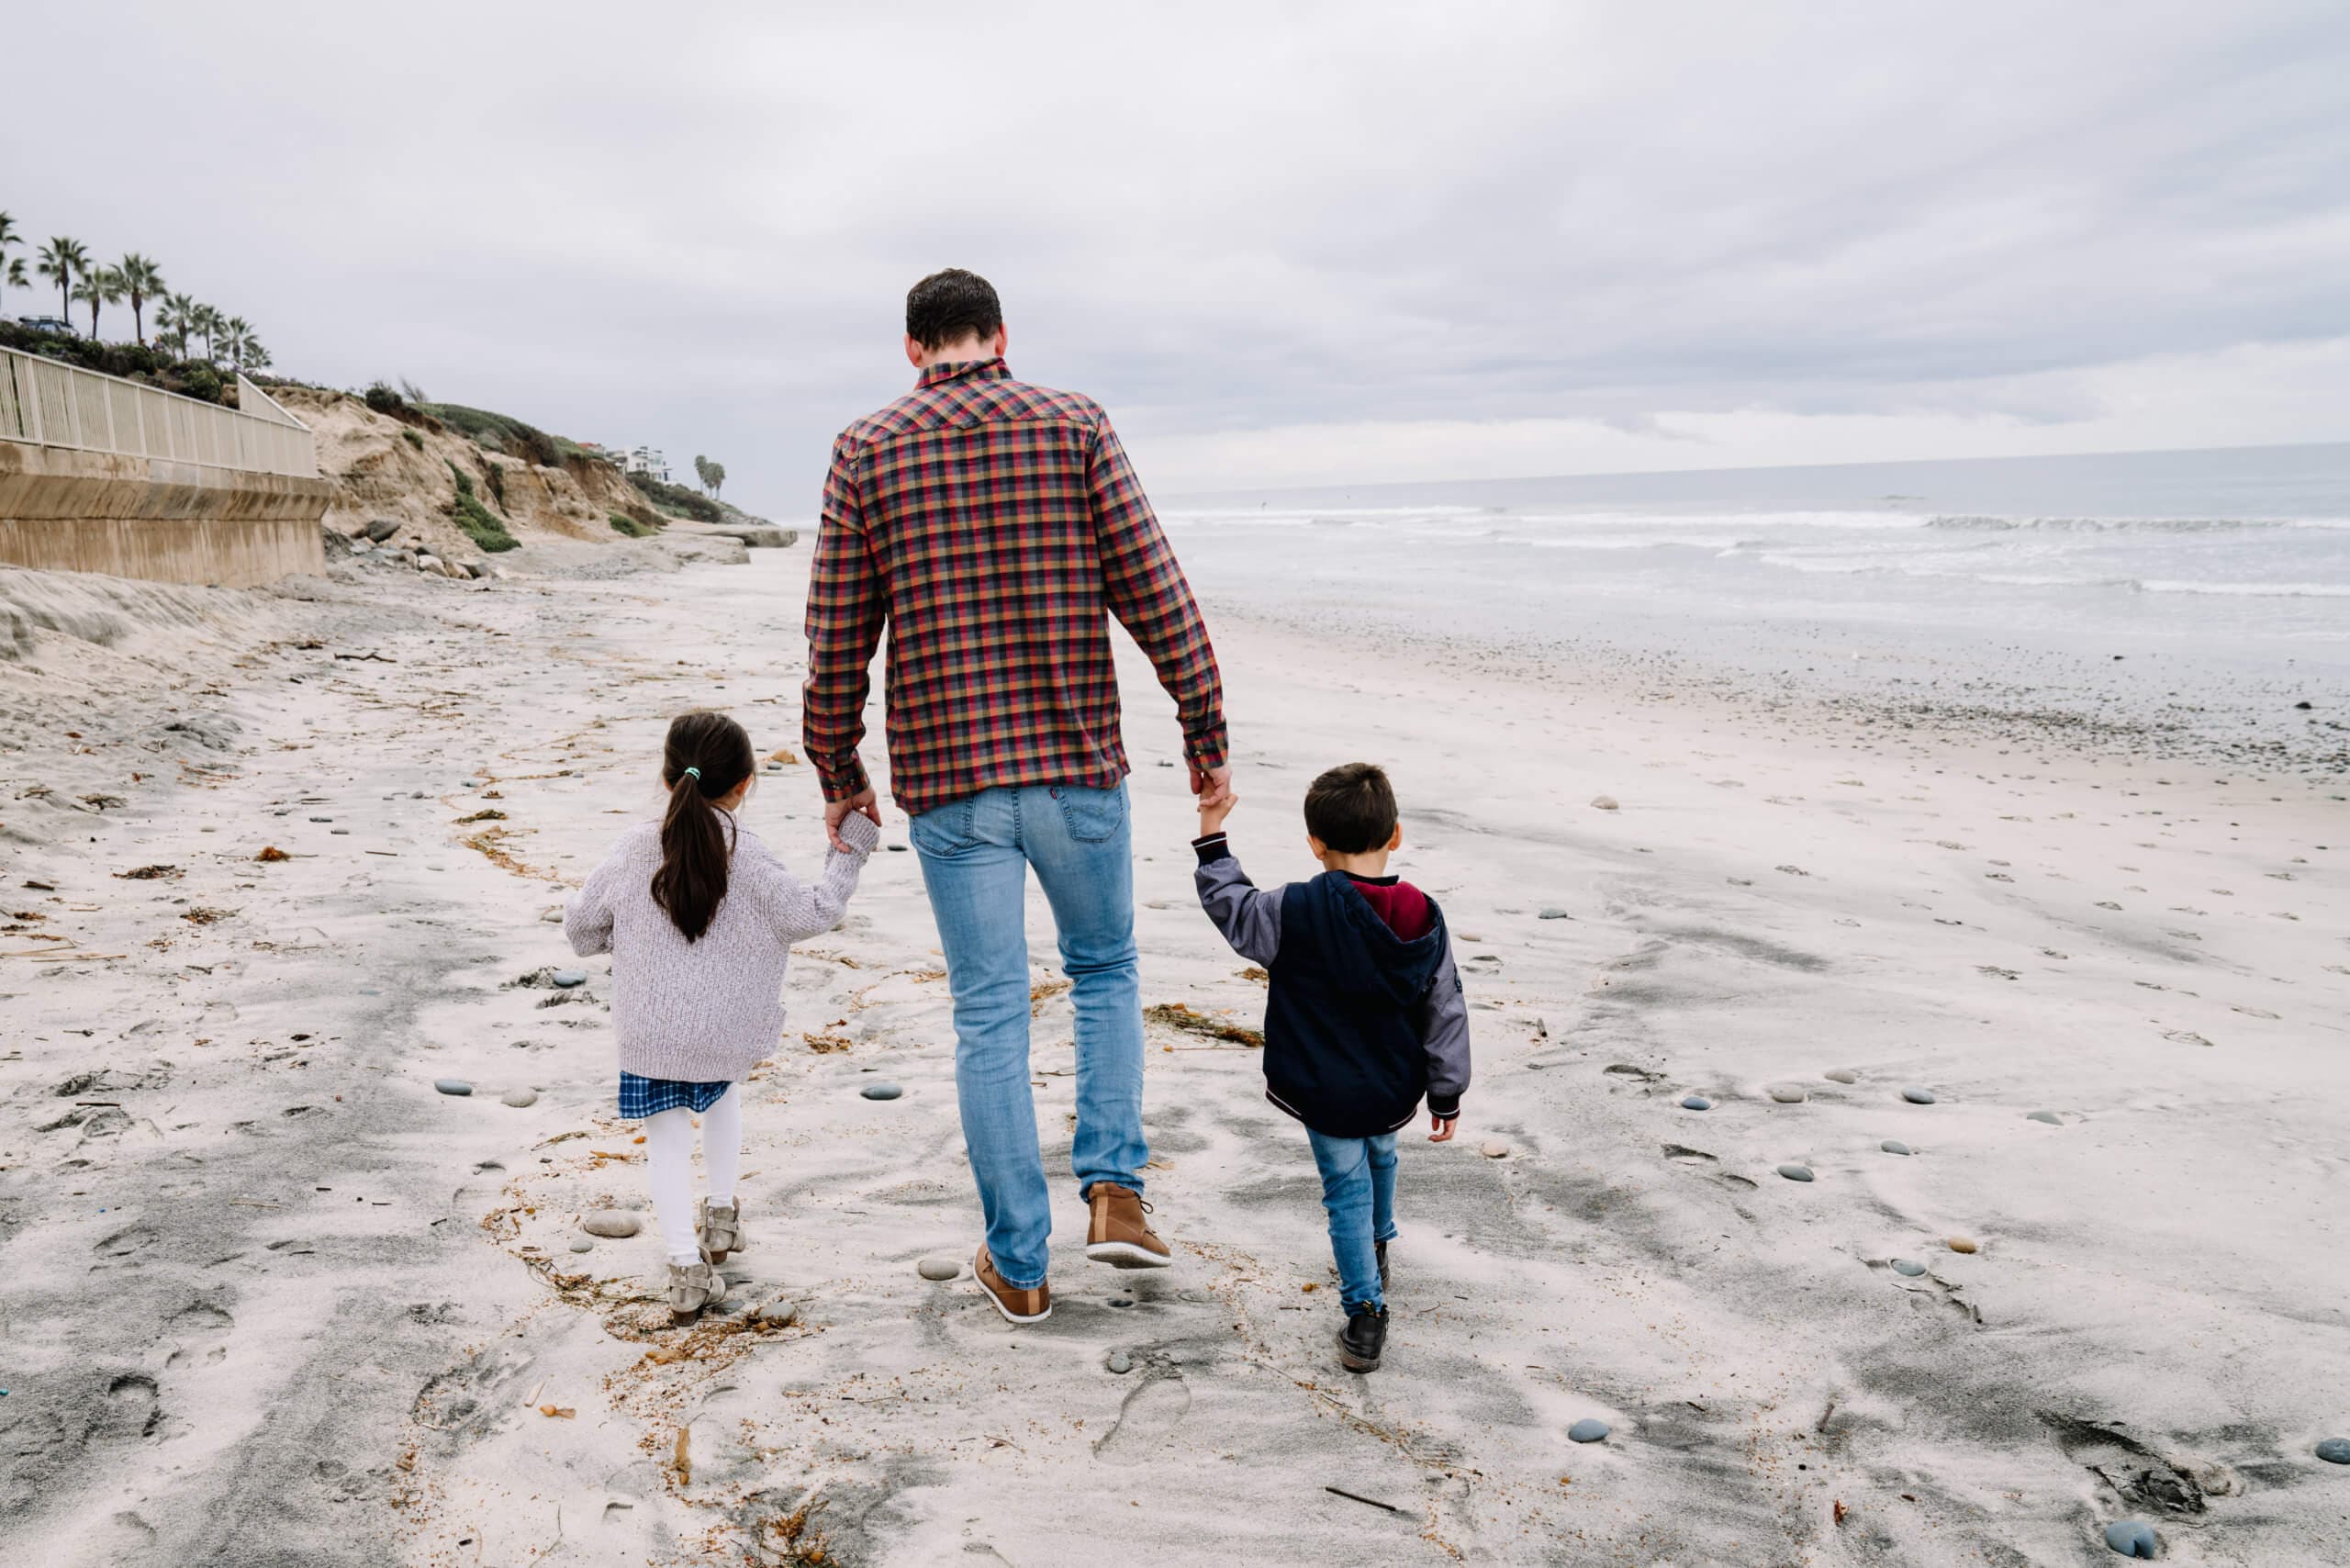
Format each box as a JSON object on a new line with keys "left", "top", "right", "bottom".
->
{"left": 617, "top": 1071, "right": 733, "bottom": 1119}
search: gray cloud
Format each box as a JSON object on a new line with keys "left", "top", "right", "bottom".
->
{"left": 7, "top": 2, "right": 2346, "bottom": 509}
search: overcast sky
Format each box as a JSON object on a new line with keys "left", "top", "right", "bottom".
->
{"left": 8, "top": 3, "right": 2348, "bottom": 517}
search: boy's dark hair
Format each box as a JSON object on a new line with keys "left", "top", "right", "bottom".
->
{"left": 652, "top": 709, "right": 756, "bottom": 942}
{"left": 1304, "top": 762, "right": 1397, "bottom": 855}
{"left": 905, "top": 268, "right": 1003, "bottom": 352}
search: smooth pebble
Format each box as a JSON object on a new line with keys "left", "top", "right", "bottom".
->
{"left": 433, "top": 1078, "right": 473, "bottom": 1097}
{"left": 1567, "top": 1418, "right": 1610, "bottom": 1443}
{"left": 551, "top": 969, "right": 588, "bottom": 989}
{"left": 1589, "top": 796, "right": 1619, "bottom": 812}
{"left": 1680, "top": 1094, "right": 1712, "bottom": 1111}
{"left": 1891, "top": 1259, "right": 1927, "bottom": 1277}
{"left": 861, "top": 1081, "right": 903, "bottom": 1102}
{"left": 2315, "top": 1437, "right": 2350, "bottom": 1464}
{"left": 916, "top": 1257, "right": 960, "bottom": 1281}
{"left": 1480, "top": 1140, "right": 1508, "bottom": 1159}
{"left": 568, "top": 1238, "right": 594, "bottom": 1253}
{"left": 756, "top": 1301, "right": 800, "bottom": 1326}
{"left": 581, "top": 1211, "right": 641, "bottom": 1238}
{"left": 1768, "top": 1084, "right": 1807, "bottom": 1103}
{"left": 1824, "top": 1069, "right": 1859, "bottom": 1084}
{"left": 1776, "top": 1162, "right": 1815, "bottom": 1182}
{"left": 1107, "top": 1350, "right": 1133, "bottom": 1374}
{"left": 501, "top": 1089, "right": 538, "bottom": 1108}
{"left": 1538, "top": 907, "right": 1572, "bottom": 920}
{"left": 1881, "top": 1140, "right": 1914, "bottom": 1156}
{"left": 1946, "top": 1236, "right": 1979, "bottom": 1254}
{"left": 2026, "top": 1110, "right": 2063, "bottom": 1126}
{"left": 1902, "top": 1086, "right": 1937, "bottom": 1104}
{"left": 2102, "top": 1520, "right": 2157, "bottom": 1558}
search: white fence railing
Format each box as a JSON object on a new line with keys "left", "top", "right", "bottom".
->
{"left": 0, "top": 346, "right": 318, "bottom": 479}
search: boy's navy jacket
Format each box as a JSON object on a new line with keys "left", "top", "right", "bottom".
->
{"left": 1193, "top": 835, "right": 1471, "bottom": 1137}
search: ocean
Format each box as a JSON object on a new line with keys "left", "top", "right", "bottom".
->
{"left": 1162, "top": 442, "right": 2350, "bottom": 766}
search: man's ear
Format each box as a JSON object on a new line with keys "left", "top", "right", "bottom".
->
{"left": 992, "top": 325, "right": 1009, "bottom": 359}
{"left": 1386, "top": 823, "right": 1403, "bottom": 852}
{"left": 904, "top": 333, "right": 924, "bottom": 369}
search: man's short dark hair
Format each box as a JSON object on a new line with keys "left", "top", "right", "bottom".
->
{"left": 906, "top": 268, "right": 1003, "bottom": 352}
{"left": 1304, "top": 762, "right": 1397, "bottom": 854}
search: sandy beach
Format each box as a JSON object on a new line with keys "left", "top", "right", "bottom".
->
{"left": 4, "top": 538, "right": 2344, "bottom": 1566}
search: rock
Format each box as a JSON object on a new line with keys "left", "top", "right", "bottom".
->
{"left": 1768, "top": 1084, "right": 1807, "bottom": 1103}
{"left": 415, "top": 554, "right": 442, "bottom": 574}
{"left": 1106, "top": 1350, "right": 1134, "bottom": 1374}
{"left": 1946, "top": 1236, "right": 1979, "bottom": 1254}
{"left": 433, "top": 1078, "right": 473, "bottom": 1097}
{"left": 363, "top": 518, "right": 399, "bottom": 543}
{"left": 1776, "top": 1163, "right": 1815, "bottom": 1182}
{"left": 569, "top": 1238, "right": 594, "bottom": 1253}
{"left": 757, "top": 1301, "right": 800, "bottom": 1326}
{"left": 1901, "top": 1086, "right": 1937, "bottom": 1104}
{"left": 551, "top": 969, "right": 588, "bottom": 988}
{"left": 541, "top": 909, "right": 563, "bottom": 923}
{"left": 1567, "top": 1418, "right": 1610, "bottom": 1443}
{"left": 1881, "top": 1140, "right": 1914, "bottom": 1156}
{"left": 501, "top": 1089, "right": 538, "bottom": 1108}
{"left": 1891, "top": 1259, "right": 1927, "bottom": 1277}
{"left": 766, "top": 760, "right": 784, "bottom": 772}
{"left": 2026, "top": 1110, "right": 2062, "bottom": 1126}
{"left": 1480, "top": 1140, "right": 1508, "bottom": 1159}
{"left": 1824, "top": 1069, "right": 1860, "bottom": 1084}
{"left": 2314, "top": 1438, "right": 2350, "bottom": 1464}
{"left": 1680, "top": 1094, "right": 1712, "bottom": 1111}
{"left": 581, "top": 1211, "right": 641, "bottom": 1238}
{"left": 1538, "top": 907, "right": 1572, "bottom": 920}
{"left": 916, "top": 1257, "right": 960, "bottom": 1281}
{"left": 2103, "top": 1520, "right": 2157, "bottom": 1558}
{"left": 1589, "top": 795, "right": 1619, "bottom": 812}
{"left": 860, "top": 1081, "right": 902, "bottom": 1101}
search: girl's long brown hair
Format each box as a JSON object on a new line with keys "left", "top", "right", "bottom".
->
{"left": 651, "top": 710, "right": 755, "bottom": 942}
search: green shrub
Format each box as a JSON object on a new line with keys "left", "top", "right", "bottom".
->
{"left": 364, "top": 382, "right": 407, "bottom": 416}
{"left": 485, "top": 461, "right": 507, "bottom": 510}
{"left": 420, "top": 401, "right": 563, "bottom": 467}
{"left": 445, "top": 459, "right": 518, "bottom": 552}
{"left": 630, "top": 471, "right": 727, "bottom": 523}
{"left": 401, "top": 429, "right": 425, "bottom": 451}
{"left": 0, "top": 319, "right": 233, "bottom": 404}
{"left": 609, "top": 513, "right": 655, "bottom": 538}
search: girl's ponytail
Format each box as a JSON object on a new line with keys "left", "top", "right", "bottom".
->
{"left": 650, "top": 710, "right": 756, "bottom": 942}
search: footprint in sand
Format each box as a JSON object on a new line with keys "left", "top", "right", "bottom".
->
{"left": 1093, "top": 1372, "right": 1190, "bottom": 1465}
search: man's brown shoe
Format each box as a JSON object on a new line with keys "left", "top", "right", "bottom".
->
{"left": 974, "top": 1245, "right": 1050, "bottom": 1324}
{"left": 1084, "top": 1182, "right": 1171, "bottom": 1269}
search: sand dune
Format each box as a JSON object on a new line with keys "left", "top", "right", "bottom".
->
{"left": 1, "top": 542, "right": 2343, "bottom": 1565}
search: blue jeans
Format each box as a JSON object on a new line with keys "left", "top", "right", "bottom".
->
{"left": 1307, "top": 1128, "right": 1399, "bottom": 1313}
{"left": 911, "top": 782, "right": 1147, "bottom": 1290}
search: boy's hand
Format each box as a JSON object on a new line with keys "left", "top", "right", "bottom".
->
{"left": 1198, "top": 787, "right": 1237, "bottom": 838}
{"left": 1428, "top": 1113, "right": 1457, "bottom": 1143}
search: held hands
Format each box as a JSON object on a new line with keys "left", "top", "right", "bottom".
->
{"left": 1193, "top": 762, "right": 1237, "bottom": 837}
{"left": 825, "top": 787, "right": 882, "bottom": 852}
{"left": 1428, "top": 1113, "right": 1458, "bottom": 1144}
{"left": 1198, "top": 786, "right": 1237, "bottom": 838}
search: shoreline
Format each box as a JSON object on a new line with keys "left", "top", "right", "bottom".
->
{"left": 2, "top": 544, "right": 2344, "bottom": 1565}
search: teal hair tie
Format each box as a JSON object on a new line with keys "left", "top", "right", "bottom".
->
{"left": 683, "top": 767, "right": 701, "bottom": 783}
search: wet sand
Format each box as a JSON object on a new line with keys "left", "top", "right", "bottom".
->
{"left": 2, "top": 542, "right": 2344, "bottom": 1565}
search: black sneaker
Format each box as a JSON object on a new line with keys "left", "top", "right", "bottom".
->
{"left": 1375, "top": 1240, "right": 1390, "bottom": 1294}
{"left": 1337, "top": 1305, "right": 1388, "bottom": 1372}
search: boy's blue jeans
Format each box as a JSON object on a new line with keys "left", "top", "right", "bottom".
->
{"left": 911, "top": 782, "right": 1147, "bottom": 1290}
{"left": 1307, "top": 1127, "right": 1400, "bottom": 1313}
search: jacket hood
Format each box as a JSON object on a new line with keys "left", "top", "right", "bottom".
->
{"left": 1303, "top": 870, "right": 1446, "bottom": 1006}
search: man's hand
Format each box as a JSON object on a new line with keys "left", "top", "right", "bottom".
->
{"left": 825, "top": 787, "right": 881, "bottom": 852}
{"left": 1198, "top": 786, "right": 1238, "bottom": 839}
{"left": 1191, "top": 761, "right": 1235, "bottom": 811}
{"left": 1427, "top": 1113, "right": 1458, "bottom": 1144}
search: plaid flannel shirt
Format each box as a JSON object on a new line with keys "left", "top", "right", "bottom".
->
{"left": 802, "top": 359, "right": 1226, "bottom": 818}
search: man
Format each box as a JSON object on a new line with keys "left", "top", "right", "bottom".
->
{"left": 803, "top": 268, "right": 1232, "bottom": 1324}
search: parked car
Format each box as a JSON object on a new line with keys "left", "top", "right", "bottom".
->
{"left": 16, "top": 316, "right": 76, "bottom": 335}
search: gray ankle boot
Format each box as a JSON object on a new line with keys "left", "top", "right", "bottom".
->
{"left": 696, "top": 1197, "right": 745, "bottom": 1263}
{"left": 666, "top": 1257, "right": 728, "bottom": 1321}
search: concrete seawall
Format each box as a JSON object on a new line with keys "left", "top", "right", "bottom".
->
{"left": 0, "top": 438, "right": 331, "bottom": 588}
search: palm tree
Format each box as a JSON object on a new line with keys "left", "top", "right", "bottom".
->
{"left": 72, "top": 265, "right": 126, "bottom": 339}
{"left": 157, "top": 293, "right": 196, "bottom": 358}
{"left": 5, "top": 257, "right": 26, "bottom": 309}
{"left": 221, "top": 317, "right": 252, "bottom": 369}
{"left": 242, "top": 339, "right": 271, "bottom": 372}
{"left": 117, "top": 253, "right": 165, "bottom": 346}
{"left": 0, "top": 212, "right": 18, "bottom": 319}
{"left": 192, "top": 303, "right": 222, "bottom": 362}
{"left": 36, "top": 236, "right": 88, "bottom": 324}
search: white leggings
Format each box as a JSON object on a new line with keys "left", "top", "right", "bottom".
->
{"left": 643, "top": 1086, "right": 740, "bottom": 1264}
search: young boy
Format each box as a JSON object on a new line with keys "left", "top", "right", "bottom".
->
{"left": 1192, "top": 762, "right": 1470, "bottom": 1372}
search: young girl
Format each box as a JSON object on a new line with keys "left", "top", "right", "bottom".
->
{"left": 565, "top": 709, "right": 878, "bottom": 1319}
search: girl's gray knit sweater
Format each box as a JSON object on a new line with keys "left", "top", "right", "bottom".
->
{"left": 564, "top": 811, "right": 877, "bottom": 1081}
